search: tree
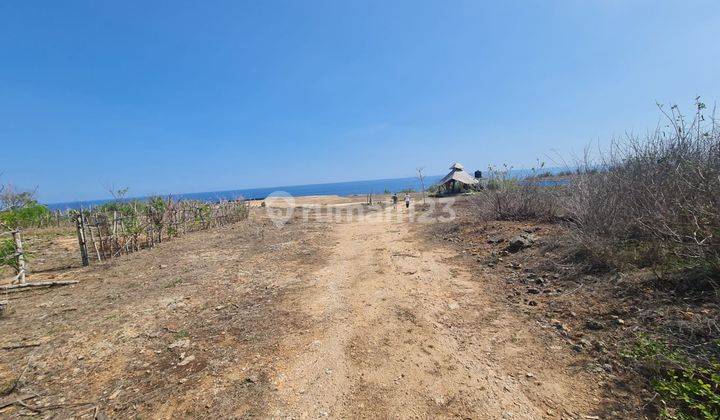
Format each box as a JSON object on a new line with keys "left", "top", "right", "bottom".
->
{"left": 0, "top": 183, "right": 38, "bottom": 212}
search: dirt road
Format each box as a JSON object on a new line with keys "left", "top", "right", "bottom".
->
{"left": 265, "top": 206, "right": 601, "bottom": 418}
{"left": 1, "top": 203, "right": 602, "bottom": 418}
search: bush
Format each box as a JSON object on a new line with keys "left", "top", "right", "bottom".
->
{"left": 0, "top": 201, "right": 51, "bottom": 229}
{"left": 474, "top": 165, "right": 563, "bottom": 222}
{"left": 475, "top": 99, "right": 720, "bottom": 282}
{"left": 0, "top": 238, "right": 19, "bottom": 272}
{"left": 564, "top": 100, "right": 720, "bottom": 280}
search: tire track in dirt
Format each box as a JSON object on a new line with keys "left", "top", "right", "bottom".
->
{"left": 266, "top": 206, "right": 603, "bottom": 418}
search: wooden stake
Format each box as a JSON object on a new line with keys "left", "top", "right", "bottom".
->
{"left": 75, "top": 213, "right": 89, "bottom": 266}
{"left": 87, "top": 217, "right": 101, "bottom": 262}
{"left": 10, "top": 230, "right": 27, "bottom": 284}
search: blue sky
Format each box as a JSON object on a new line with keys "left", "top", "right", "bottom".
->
{"left": 1, "top": 1, "right": 718, "bottom": 203}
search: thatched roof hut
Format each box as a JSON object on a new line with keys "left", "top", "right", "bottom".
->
{"left": 438, "top": 162, "right": 479, "bottom": 192}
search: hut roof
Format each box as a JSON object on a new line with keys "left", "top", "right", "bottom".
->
{"left": 438, "top": 163, "right": 479, "bottom": 186}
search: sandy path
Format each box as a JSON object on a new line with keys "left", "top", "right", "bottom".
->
{"left": 265, "top": 207, "right": 601, "bottom": 418}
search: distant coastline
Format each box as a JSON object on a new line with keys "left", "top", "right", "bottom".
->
{"left": 45, "top": 167, "right": 567, "bottom": 211}
{"left": 44, "top": 175, "right": 444, "bottom": 211}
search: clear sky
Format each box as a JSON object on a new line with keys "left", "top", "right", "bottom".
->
{"left": 1, "top": 1, "right": 718, "bottom": 203}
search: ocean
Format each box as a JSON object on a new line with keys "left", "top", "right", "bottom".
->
{"left": 45, "top": 175, "right": 445, "bottom": 211}
{"left": 45, "top": 167, "right": 570, "bottom": 211}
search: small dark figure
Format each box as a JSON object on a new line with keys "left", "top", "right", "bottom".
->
{"left": 404, "top": 193, "right": 410, "bottom": 209}
{"left": 392, "top": 193, "right": 398, "bottom": 208}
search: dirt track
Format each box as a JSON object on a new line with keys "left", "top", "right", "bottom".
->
{"left": 0, "top": 202, "right": 603, "bottom": 418}
{"left": 264, "top": 206, "right": 602, "bottom": 418}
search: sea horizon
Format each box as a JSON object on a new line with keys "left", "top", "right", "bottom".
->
{"left": 44, "top": 167, "right": 566, "bottom": 211}
{"left": 44, "top": 174, "right": 444, "bottom": 211}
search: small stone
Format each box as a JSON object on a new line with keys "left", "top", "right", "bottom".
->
{"left": 447, "top": 301, "right": 460, "bottom": 310}
{"left": 527, "top": 288, "right": 540, "bottom": 294}
{"left": 178, "top": 355, "right": 195, "bottom": 366}
{"left": 506, "top": 234, "right": 535, "bottom": 253}
{"left": 550, "top": 319, "right": 568, "bottom": 331}
{"left": 593, "top": 340, "right": 607, "bottom": 352}
{"left": 168, "top": 339, "right": 190, "bottom": 349}
{"left": 525, "top": 372, "right": 534, "bottom": 378}
{"left": 487, "top": 236, "right": 504, "bottom": 244}
{"left": 527, "top": 300, "right": 538, "bottom": 306}
{"left": 585, "top": 319, "right": 605, "bottom": 330}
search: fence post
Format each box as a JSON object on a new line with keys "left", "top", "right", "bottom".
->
{"left": 11, "top": 230, "right": 27, "bottom": 284}
{"left": 75, "top": 213, "right": 89, "bottom": 266}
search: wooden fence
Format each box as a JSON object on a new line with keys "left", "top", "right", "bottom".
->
{"left": 74, "top": 199, "right": 248, "bottom": 265}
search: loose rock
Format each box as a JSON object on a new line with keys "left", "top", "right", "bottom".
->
{"left": 178, "top": 355, "right": 195, "bottom": 366}
{"left": 585, "top": 319, "right": 605, "bottom": 330}
{"left": 506, "top": 234, "right": 536, "bottom": 253}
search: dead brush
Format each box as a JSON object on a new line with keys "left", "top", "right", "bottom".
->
{"left": 564, "top": 99, "right": 720, "bottom": 285}
{"left": 473, "top": 166, "right": 564, "bottom": 223}
{"left": 474, "top": 98, "right": 720, "bottom": 286}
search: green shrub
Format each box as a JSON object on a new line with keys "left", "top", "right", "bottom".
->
{"left": 0, "top": 238, "right": 19, "bottom": 272}
{"left": 655, "top": 363, "right": 720, "bottom": 419}
{"left": 0, "top": 201, "right": 51, "bottom": 228}
{"left": 624, "top": 335, "right": 720, "bottom": 419}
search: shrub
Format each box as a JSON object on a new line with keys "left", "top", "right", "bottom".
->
{"left": 0, "top": 238, "right": 19, "bottom": 272}
{"left": 624, "top": 335, "right": 720, "bottom": 419}
{"left": 474, "top": 165, "right": 563, "bottom": 222}
{"left": 0, "top": 201, "right": 51, "bottom": 228}
{"left": 564, "top": 99, "right": 720, "bottom": 280}
{"left": 474, "top": 99, "right": 720, "bottom": 282}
